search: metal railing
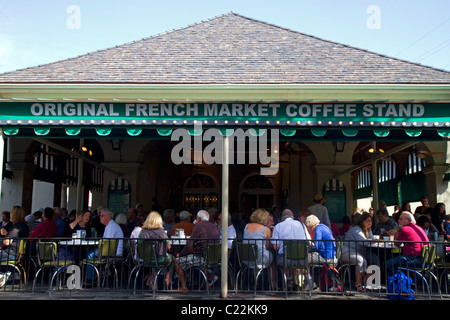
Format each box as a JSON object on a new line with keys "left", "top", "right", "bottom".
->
{"left": 0, "top": 236, "right": 448, "bottom": 299}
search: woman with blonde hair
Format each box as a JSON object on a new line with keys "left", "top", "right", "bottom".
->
{"left": 0, "top": 206, "right": 29, "bottom": 261}
{"left": 139, "top": 211, "right": 172, "bottom": 290}
{"left": 243, "top": 208, "right": 275, "bottom": 276}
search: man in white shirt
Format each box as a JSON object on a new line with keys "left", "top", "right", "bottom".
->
{"left": 85, "top": 208, "right": 124, "bottom": 280}
{"left": 271, "top": 209, "right": 311, "bottom": 290}
{"left": 307, "top": 194, "right": 331, "bottom": 228}
{"left": 100, "top": 208, "right": 124, "bottom": 256}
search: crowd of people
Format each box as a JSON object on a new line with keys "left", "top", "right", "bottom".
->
{"left": 0, "top": 192, "right": 447, "bottom": 294}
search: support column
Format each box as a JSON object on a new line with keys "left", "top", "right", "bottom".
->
{"left": 221, "top": 134, "right": 229, "bottom": 298}
{"left": 76, "top": 139, "right": 84, "bottom": 214}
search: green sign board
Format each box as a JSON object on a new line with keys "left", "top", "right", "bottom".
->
{"left": 0, "top": 102, "right": 449, "bottom": 125}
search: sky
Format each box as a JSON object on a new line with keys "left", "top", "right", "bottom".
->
{"left": 0, "top": 0, "right": 449, "bottom": 74}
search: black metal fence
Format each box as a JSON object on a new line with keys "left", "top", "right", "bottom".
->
{"left": 0, "top": 236, "right": 449, "bottom": 299}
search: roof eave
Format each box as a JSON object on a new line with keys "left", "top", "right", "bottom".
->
{"left": 0, "top": 83, "right": 449, "bottom": 102}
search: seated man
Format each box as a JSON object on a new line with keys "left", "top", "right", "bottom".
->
{"left": 386, "top": 211, "right": 429, "bottom": 276}
{"left": 271, "top": 209, "right": 311, "bottom": 289}
{"left": 173, "top": 210, "right": 220, "bottom": 293}
{"left": 373, "top": 208, "right": 397, "bottom": 236}
{"left": 85, "top": 208, "right": 124, "bottom": 280}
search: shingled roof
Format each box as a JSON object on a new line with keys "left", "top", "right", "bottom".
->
{"left": 0, "top": 12, "right": 449, "bottom": 84}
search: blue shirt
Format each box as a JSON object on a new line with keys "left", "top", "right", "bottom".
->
{"left": 313, "top": 224, "right": 336, "bottom": 259}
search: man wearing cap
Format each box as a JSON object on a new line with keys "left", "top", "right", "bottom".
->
{"left": 307, "top": 194, "right": 331, "bottom": 228}
{"left": 171, "top": 210, "right": 195, "bottom": 237}
{"left": 271, "top": 209, "right": 312, "bottom": 290}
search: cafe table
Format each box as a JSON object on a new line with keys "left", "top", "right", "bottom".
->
{"left": 58, "top": 238, "right": 100, "bottom": 265}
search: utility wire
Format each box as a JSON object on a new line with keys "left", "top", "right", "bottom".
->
{"left": 395, "top": 18, "right": 449, "bottom": 55}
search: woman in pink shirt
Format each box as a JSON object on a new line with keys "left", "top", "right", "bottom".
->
{"left": 386, "top": 211, "right": 429, "bottom": 276}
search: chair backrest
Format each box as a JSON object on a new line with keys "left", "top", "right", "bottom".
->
{"left": 284, "top": 240, "right": 308, "bottom": 260}
{"left": 37, "top": 241, "right": 57, "bottom": 266}
{"left": 236, "top": 242, "right": 258, "bottom": 266}
{"left": 99, "top": 239, "right": 118, "bottom": 259}
{"left": 136, "top": 240, "right": 158, "bottom": 263}
{"left": 203, "top": 243, "right": 222, "bottom": 267}
{"left": 422, "top": 245, "right": 437, "bottom": 270}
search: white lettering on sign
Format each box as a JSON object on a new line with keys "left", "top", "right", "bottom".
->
{"left": 28, "top": 102, "right": 426, "bottom": 120}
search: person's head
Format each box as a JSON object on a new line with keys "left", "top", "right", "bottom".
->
{"left": 400, "top": 201, "right": 411, "bottom": 212}
{"left": 10, "top": 206, "right": 26, "bottom": 224}
{"left": 358, "top": 212, "right": 373, "bottom": 231}
{"left": 444, "top": 214, "right": 450, "bottom": 222}
{"left": 313, "top": 194, "right": 326, "bottom": 204}
{"left": 78, "top": 210, "right": 92, "bottom": 224}
{"left": 100, "top": 208, "right": 114, "bottom": 226}
{"left": 249, "top": 208, "right": 270, "bottom": 226}
{"left": 375, "top": 208, "right": 390, "bottom": 223}
{"left": 43, "top": 207, "right": 54, "bottom": 220}
{"left": 305, "top": 214, "right": 320, "bottom": 231}
{"left": 179, "top": 210, "right": 192, "bottom": 221}
{"left": 127, "top": 207, "right": 137, "bottom": 221}
{"left": 420, "top": 196, "right": 430, "bottom": 207}
{"left": 115, "top": 213, "right": 127, "bottom": 226}
{"left": 135, "top": 203, "right": 143, "bottom": 213}
{"left": 417, "top": 214, "right": 431, "bottom": 229}
{"left": 208, "top": 207, "right": 219, "bottom": 223}
{"left": 435, "top": 203, "right": 446, "bottom": 215}
{"left": 280, "top": 209, "right": 294, "bottom": 222}
{"left": 143, "top": 211, "right": 163, "bottom": 230}
{"left": 163, "top": 209, "right": 175, "bottom": 223}
{"left": 196, "top": 210, "right": 210, "bottom": 224}
{"left": 398, "top": 211, "right": 415, "bottom": 227}
{"left": 1, "top": 211, "right": 10, "bottom": 222}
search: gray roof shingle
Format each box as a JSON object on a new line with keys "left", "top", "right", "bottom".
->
{"left": 0, "top": 12, "right": 449, "bottom": 84}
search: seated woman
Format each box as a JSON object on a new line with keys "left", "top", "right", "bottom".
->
{"left": 305, "top": 214, "right": 337, "bottom": 265}
{"left": 139, "top": 211, "right": 173, "bottom": 290}
{"left": 340, "top": 212, "right": 380, "bottom": 292}
{"left": 64, "top": 210, "right": 92, "bottom": 238}
{"left": 58, "top": 210, "right": 92, "bottom": 263}
{"left": 243, "top": 208, "right": 274, "bottom": 269}
{"left": 0, "top": 206, "right": 29, "bottom": 261}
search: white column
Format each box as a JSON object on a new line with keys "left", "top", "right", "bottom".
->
{"left": 372, "top": 142, "right": 379, "bottom": 210}
{"left": 221, "top": 134, "right": 229, "bottom": 298}
{"left": 76, "top": 139, "right": 84, "bottom": 213}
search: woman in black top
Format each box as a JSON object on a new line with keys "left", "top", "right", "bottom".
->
{"left": 0, "top": 206, "right": 29, "bottom": 260}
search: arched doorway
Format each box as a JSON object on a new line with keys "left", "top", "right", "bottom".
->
{"left": 240, "top": 173, "right": 275, "bottom": 219}
{"left": 183, "top": 173, "right": 220, "bottom": 214}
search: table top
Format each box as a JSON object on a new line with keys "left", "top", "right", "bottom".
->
{"left": 59, "top": 239, "right": 99, "bottom": 246}
{"left": 365, "top": 241, "right": 399, "bottom": 249}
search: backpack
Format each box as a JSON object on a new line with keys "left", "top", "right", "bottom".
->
{"left": 387, "top": 271, "right": 415, "bottom": 300}
{"left": 320, "top": 263, "right": 343, "bottom": 293}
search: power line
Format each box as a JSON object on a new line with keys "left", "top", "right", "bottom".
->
{"left": 415, "top": 38, "right": 450, "bottom": 62}
{"left": 395, "top": 18, "right": 449, "bottom": 55}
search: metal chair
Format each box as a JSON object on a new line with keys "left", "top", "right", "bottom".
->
{"left": 81, "top": 239, "right": 119, "bottom": 288}
{"left": 128, "top": 239, "right": 172, "bottom": 296}
{"left": 435, "top": 243, "right": 450, "bottom": 293}
{"left": 282, "top": 240, "right": 310, "bottom": 297}
{"left": 235, "top": 241, "right": 273, "bottom": 295}
{"left": 399, "top": 244, "right": 440, "bottom": 299}
{"left": 32, "top": 240, "right": 75, "bottom": 294}
{"left": 0, "top": 239, "right": 28, "bottom": 289}
{"left": 193, "top": 242, "right": 222, "bottom": 295}
{"left": 336, "top": 240, "right": 358, "bottom": 291}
